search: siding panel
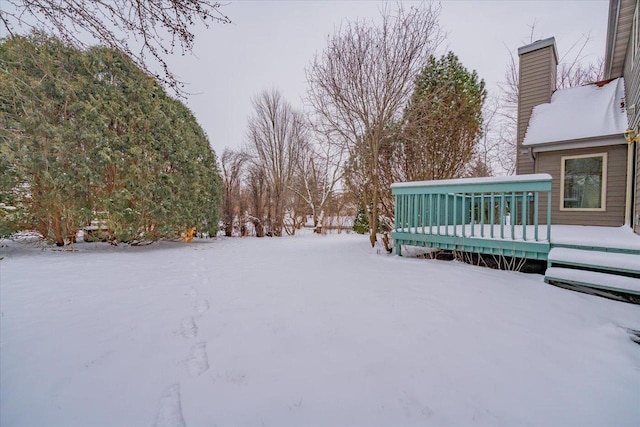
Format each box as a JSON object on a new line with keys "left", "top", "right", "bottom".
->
{"left": 623, "top": 2, "right": 640, "bottom": 233}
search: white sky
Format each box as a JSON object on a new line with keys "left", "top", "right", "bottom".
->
{"left": 164, "top": 0, "right": 609, "bottom": 157}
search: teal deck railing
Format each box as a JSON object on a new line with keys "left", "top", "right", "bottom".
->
{"left": 391, "top": 174, "right": 552, "bottom": 260}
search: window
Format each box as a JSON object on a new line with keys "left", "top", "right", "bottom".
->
{"left": 560, "top": 153, "right": 607, "bottom": 211}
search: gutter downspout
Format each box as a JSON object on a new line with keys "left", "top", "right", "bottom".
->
{"left": 624, "top": 128, "right": 638, "bottom": 226}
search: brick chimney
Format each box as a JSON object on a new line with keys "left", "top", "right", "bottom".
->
{"left": 517, "top": 37, "right": 558, "bottom": 174}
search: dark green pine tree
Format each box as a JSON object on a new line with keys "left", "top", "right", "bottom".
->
{"left": 400, "top": 52, "right": 486, "bottom": 182}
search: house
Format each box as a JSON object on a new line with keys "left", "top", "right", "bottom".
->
{"left": 391, "top": 0, "right": 640, "bottom": 301}
{"left": 606, "top": 0, "right": 640, "bottom": 234}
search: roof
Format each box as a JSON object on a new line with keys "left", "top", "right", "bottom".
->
{"left": 522, "top": 77, "right": 628, "bottom": 147}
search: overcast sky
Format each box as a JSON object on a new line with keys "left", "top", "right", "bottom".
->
{"left": 145, "top": 1, "right": 608, "bottom": 155}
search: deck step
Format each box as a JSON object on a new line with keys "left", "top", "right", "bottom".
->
{"left": 548, "top": 248, "right": 640, "bottom": 276}
{"left": 544, "top": 267, "right": 640, "bottom": 296}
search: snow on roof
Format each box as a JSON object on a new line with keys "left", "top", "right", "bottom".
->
{"left": 523, "top": 78, "right": 628, "bottom": 146}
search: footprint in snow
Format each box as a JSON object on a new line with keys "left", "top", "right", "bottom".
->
{"left": 180, "top": 317, "right": 198, "bottom": 339}
{"left": 186, "top": 288, "right": 198, "bottom": 298}
{"left": 153, "top": 384, "right": 186, "bottom": 427}
{"left": 186, "top": 342, "right": 209, "bottom": 377}
{"left": 194, "top": 299, "right": 209, "bottom": 314}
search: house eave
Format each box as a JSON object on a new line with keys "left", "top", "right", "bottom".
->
{"left": 604, "top": 0, "right": 635, "bottom": 79}
{"left": 528, "top": 134, "right": 627, "bottom": 153}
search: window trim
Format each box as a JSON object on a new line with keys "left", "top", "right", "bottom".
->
{"left": 559, "top": 152, "right": 607, "bottom": 212}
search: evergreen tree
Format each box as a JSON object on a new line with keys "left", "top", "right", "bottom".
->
{"left": 352, "top": 208, "right": 370, "bottom": 235}
{"left": 399, "top": 52, "right": 486, "bottom": 182}
{"left": 0, "top": 33, "right": 222, "bottom": 244}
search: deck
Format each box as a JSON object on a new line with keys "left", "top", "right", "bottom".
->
{"left": 391, "top": 175, "right": 640, "bottom": 300}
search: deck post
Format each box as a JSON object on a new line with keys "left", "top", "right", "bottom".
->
{"left": 546, "top": 190, "right": 552, "bottom": 242}
{"left": 534, "top": 192, "right": 539, "bottom": 241}
{"left": 394, "top": 194, "right": 399, "bottom": 232}
{"left": 522, "top": 192, "right": 528, "bottom": 241}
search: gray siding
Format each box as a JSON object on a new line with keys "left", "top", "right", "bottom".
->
{"left": 517, "top": 45, "right": 557, "bottom": 175}
{"left": 536, "top": 145, "right": 628, "bottom": 226}
{"left": 623, "top": 2, "right": 640, "bottom": 233}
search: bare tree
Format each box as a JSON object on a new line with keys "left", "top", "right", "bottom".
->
{"left": 246, "top": 89, "right": 305, "bottom": 237}
{"left": 290, "top": 129, "right": 345, "bottom": 233}
{"left": 0, "top": 0, "right": 230, "bottom": 93}
{"left": 306, "top": 2, "right": 443, "bottom": 247}
{"left": 220, "top": 148, "right": 247, "bottom": 237}
{"left": 245, "top": 163, "right": 267, "bottom": 237}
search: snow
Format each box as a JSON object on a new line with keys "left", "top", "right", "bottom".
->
{"left": 545, "top": 267, "right": 640, "bottom": 293}
{"left": 392, "top": 173, "right": 552, "bottom": 188}
{"left": 523, "top": 78, "right": 628, "bottom": 146}
{"left": 2, "top": 233, "right": 640, "bottom": 426}
{"left": 398, "top": 224, "right": 640, "bottom": 250}
{"left": 551, "top": 224, "right": 640, "bottom": 251}
{"left": 399, "top": 224, "right": 549, "bottom": 242}
{"left": 548, "top": 247, "right": 640, "bottom": 272}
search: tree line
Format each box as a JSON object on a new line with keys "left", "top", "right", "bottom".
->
{"left": 1, "top": 2, "right": 600, "bottom": 248}
{"left": 224, "top": 4, "right": 486, "bottom": 247}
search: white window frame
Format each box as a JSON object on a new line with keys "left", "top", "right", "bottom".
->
{"left": 560, "top": 152, "right": 607, "bottom": 212}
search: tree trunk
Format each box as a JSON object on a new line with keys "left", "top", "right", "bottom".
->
{"left": 254, "top": 220, "right": 264, "bottom": 237}
{"left": 51, "top": 215, "right": 65, "bottom": 246}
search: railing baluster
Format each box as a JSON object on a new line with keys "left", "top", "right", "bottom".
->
{"left": 413, "top": 194, "right": 420, "bottom": 233}
{"left": 522, "top": 192, "right": 527, "bottom": 241}
{"left": 470, "top": 193, "right": 475, "bottom": 237}
{"left": 404, "top": 195, "right": 408, "bottom": 230}
{"left": 444, "top": 193, "right": 449, "bottom": 236}
{"left": 500, "top": 194, "right": 505, "bottom": 239}
{"left": 421, "top": 194, "right": 426, "bottom": 234}
{"left": 510, "top": 192, "right": 516, "bottom": 240}
{"left": 394, "top": 194, "right": 399, "bottom": 231}
{"left": 436, "top": 194, "right": 441, "bottom": 235}
{"left": 534, "top": 191, "right": 539, "bottom": 241}
{"left": 429, "top": 194, "right": 433, "bottom": 235}
{"left": 461, "top": 194, "right": 466, "bottom": 238}
{"left": 490, "top": 193, "right": 495, "bottom": 238}
{"left": 480, "top": 193, "right": 485, "bottom": 238}
{"left": 411, "top": 195, "right": 415, "bottom": 230}
{"left": 453, "top": 193, "right": 458, "bottom": 237}
{"left": 398, "top": 194, "right": 407, "bottom": 232}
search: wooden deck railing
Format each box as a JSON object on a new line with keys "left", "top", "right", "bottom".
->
{"left": 391, "top": 174, "right": 553, "bottom": 259}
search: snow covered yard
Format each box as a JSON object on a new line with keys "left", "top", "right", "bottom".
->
{"left": 1, "top": 233, "right": 639, "bottom": 427}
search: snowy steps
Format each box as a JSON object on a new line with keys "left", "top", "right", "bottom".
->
{"left": 545, "top": 247, "right": 640, "bottom": 301}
